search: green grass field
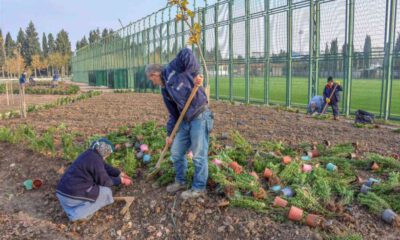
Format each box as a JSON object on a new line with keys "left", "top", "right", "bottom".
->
{"left": 209, "top": 76, "right": 400, "bottom": 117}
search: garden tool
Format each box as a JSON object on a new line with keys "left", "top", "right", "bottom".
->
{"left": 321, "top": 84, "right": 339, "bottom": 115}
{"left": 146, "top": 84, "right": 200, "bottom": 180}
{"left": 114, "top": 196, "right": 135, "bottom": 215}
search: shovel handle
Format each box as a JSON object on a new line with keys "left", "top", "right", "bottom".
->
{"left": 154, "top": 84, "right": 200, "bottom": 169}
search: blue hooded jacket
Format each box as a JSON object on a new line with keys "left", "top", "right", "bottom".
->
{"left": 19, "top": 74, "right": 26, "bottom": 84}
{"left": 323, "top": 83, "right": 343, "bottom": 104}
{"left": 161, "top": 48, "right": 208, "bottom": 136}
{"left": 56, "top": 149, "right": 121, "bottom": 202}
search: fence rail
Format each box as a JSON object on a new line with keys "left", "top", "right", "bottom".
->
{"left": 71, "top": 0, "right": 400, "bottom": 120}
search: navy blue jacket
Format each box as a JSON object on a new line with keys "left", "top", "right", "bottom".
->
{"left": 323, "top": 83, "right": 343, "bottom": 104}
{"left": 161, "top": 48, "right": 208, "bottom": 136}
{"left": 19, "top": 74, "right": 26, "bottom": 84}
{"left": 56, "top": 149, "right": 121, "bottom": 202}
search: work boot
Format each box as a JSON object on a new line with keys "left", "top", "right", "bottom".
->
{"left": 166, "top": 182, "right": 186, "bottom": 193}
{"left": 180, "top": 189, "right": 206, "bottom": 200}
{"left": 334, "top": 116, "right": 339, "bottom": 121}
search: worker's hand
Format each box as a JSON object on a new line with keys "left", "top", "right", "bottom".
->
{"left": 326, "top": 98, "right": 331, "bottom": 104}
{"left": 121, "top": 176, "right": 132, "bottom": 186}
{"left": 120, "top": 172, "right": 130, "bottom": 179}
{"left": 166, "top": 137, "right": 173, "bottom": 146}
{"left": 335, "top": 81, "right": 341, "bottom": 86}
{"left": 194, "top": 74, "right": 204, "bottom": 86}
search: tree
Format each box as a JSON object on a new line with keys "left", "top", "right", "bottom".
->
{"left": 363, "top": 35, "right": 372, "bottom": 70}
{"left": 0, "top": 29, "right": 5, "bottom": 77}
{"left": 102, "top": 28, "right": 109, "bottom": 39}
{"left": 24, "top": 21, "right": 41, "bottom": 66}
{"left": 55, "top": 29, "right": 71, "bottom": 55}
{"left": 48, "top": 33, "right": 56, "bottom": 55}
{"left": 42, "top": 33, "right": 49, "bottom": 57}
{"left": 48, "top": 52, "right": 63, "bottom": 74}
{"left": 330, "top": 38, "right": 338, "bottom": 76}
{"left": 31, "top": 54, "right": 41, "bottom": 77}
{"left": 17, "top": 28, "right": 26, "bottom": 58}
{"left": 5, "top": 32, "right": 15, "bottom": 57}
{"left": 89, "top": 28, "right": 100, "bottom": 44}
{"left": 80, "top": 36, "right": 88, "bottom": 49}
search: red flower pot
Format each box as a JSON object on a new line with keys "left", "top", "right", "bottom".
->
{"left": 370, "top": 161, "right": 380, "bottom": 171}
{"left": 273, "top": 196, "right": 288, "bottom": 208}
{"left": 252, "top": 188, "right": 267, "bottom": 200}
{"left": 228, "top": 161, "right": 243, "bottom": 174}
{"left": 250, "top": 171, "right": 259, "bottom": 180}
{"left": 288, "top": 206, "right": 303, "bottom": 222}
{"left": 32, "top": 179, "right": 43, "bottom": 189}
{"left": 306, "top": 214, "right": 322, "bottom": 228}
{"left": 263, "top": 168, "right": 273, "bottom": 178}
{"left": 282, "top": 156, "right": 292, "bottom": 165}
{"left": 307, "top": 149, "right": 320, "bottom": 158}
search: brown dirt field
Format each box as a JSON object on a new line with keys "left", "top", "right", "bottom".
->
{"left": 1, "top": 92, "right": 400, "bottom": 239}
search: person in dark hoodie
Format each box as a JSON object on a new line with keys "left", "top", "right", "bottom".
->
{"left": 146, "top": 48, "right": 214, "bottom": 200}
{"left": 323, "top": 76, "right": 343, "bottom": 120}
{"left": 56, "top": 138, "right": 132, "bottom": 222}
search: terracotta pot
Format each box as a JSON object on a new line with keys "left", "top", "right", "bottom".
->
{"left": 263, "top": 168, "right": 273, "bottom": 178}
{"left": 252, "top": 187, "right": 267, "bottom": 200}
{"left": 250, "top": 171, "right": 259, "bottom": 180}
{"left": 302, "top": 164, "right": 313, "bottom": 173}
{"left": 273, "top": 196, "right": 288, "bottom": 208}
{"left": 140, "top": 144, "right": 149, "bottom": 153}
{"left": 228, "top": 161, "right": 243, "bottom": 174}
{"left": 212, "top": 158, "right": 223, "bottom": 167}
{"left": 370, "top": 161, "right": 380, "bottom": 171}
{"left": 282, "top": 156, "right": 292, "bottom": 165}
{"left": 306, "top": 214, "right": 322, "bottom": 228}
{"left": 288, "top": 206, "right": 303, "bottom": 222}
{"left": 308, "top": 149, "right": 320, "bottom": 158}
{"left": 32, "top": 179, "right": 43, "bottom": 189}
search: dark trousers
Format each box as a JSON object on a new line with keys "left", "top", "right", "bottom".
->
{"left": 330, "top": 102, "right": 339, "bottom": 116}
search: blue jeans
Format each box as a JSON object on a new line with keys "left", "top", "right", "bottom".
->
{"left": 170, "top": 108, "right": 214, "bottom": 191}
{"left": 56, "top": 186, "right": 114, "bottom": 221}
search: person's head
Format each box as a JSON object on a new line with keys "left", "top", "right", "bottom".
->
{"left": 145, "top": 64, "right": 164, "bottom": 86}
{"left": 327, "top": 76, "right": 334, "bottom": 87}
{"left": 22, "top": 71, "right": 27, "bottom": 76}
{"left": 90, "top": 138, "right": 114, "bottom": 159}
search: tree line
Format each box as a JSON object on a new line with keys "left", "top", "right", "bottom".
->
{"left": 75, "top": 28, "right": 115, "bottom": 50}
{"left": 0, "top": 21, "right": 71, "bottom": 79}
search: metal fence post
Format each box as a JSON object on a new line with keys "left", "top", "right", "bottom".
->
{"left": 215, "top": 0, "right": 220, "bottom": 100}
{"left": 344, "top": 0, "right": 354, "bottom": 116}
{"left": 228, "top": 0, "right": 233, "bottom": 101}
{"left": 381, "top": 0, "right": 398, "bottom": 119}
{"left": 245, "top": 0, "right": 250, "bottom": 103}
{"left": 286, "top": 0, "right": 293, "bottom": 107}
{"left": 264, "top": 0, "right": 270, "bottom": 105}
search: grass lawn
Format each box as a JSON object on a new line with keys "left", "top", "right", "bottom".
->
{"left": 209, "top": 76, "right": 400, "bottom": 117}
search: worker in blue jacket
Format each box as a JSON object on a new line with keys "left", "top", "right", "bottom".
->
{"left": 19, "top": 71, "right": 27, "bottom": 86}
{"left": 307, "top": 95, "right": 324, "bottom": 115}
{"left": 56, "top": 138, "right": 132, "bottom": 221}
{"left": 146, "top": 48, "right": 214, "bottom": 200}
{"left": 323, "top": 76, "right": 343, "bottom": 120}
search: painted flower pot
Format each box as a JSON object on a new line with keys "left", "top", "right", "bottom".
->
{"left": 323, "top": 140, "right": 331, "bottom": 147}
{"left": 273, "top": 196, "right": 288, "bottom": 208}
{"left": 23, "top": 179, "right": 33, "bottom": 190}
{"left": 288, "top": 206, "right": 303, "bottom": 222}
{"left": 136, "top": 151, "right": 144, "bottom": 160}
{"left": 250, "top": 171, "right": 259, "bottom": 180}
{"left": 271, "top": 185, "right": 281, "bottom": 193}
{"left": 263, "top": 168, "right": 273, "bottom": 178}
{"left": 306, "top": 214, "right": 322, "bottom": 228}
{"left": 143, "top": 154, "right": 151, "bottom": 164}
{"left": 365, "top": 178, "right": 381, "bottom": 187}
{"left": 134, "top": 142, "right": 141, "bottom": 150}
{"left": 302, "top": 164, "right": 313, "bottom": 173}
{"left": 347, "top": 153, "right": 357, "bottom": 159}
{"left": 281, "top": 187, "right": 294, "bottom": 197}
{"left": 228, "top": 161, "right": 243, "bottom": 174}
{"left": 360, "top": 184, "right": 371, "bottom": 194}
{"left": 370, "top": 161, "right": 380, "bottom": 171}
{"left": 140, "top": 144, "right": 149, "bottom": 153}
{"left": 252, "top": 187, "right": 267, "bottom": 200}
{"left": 301, "top": 156, "right": 311, "bottom": 161}
{"left": 187, "top": 151, "right": 193, "bottom": 159}
{"left": 308, "top": 150, "right": 320, "bottom": 158}
{"left": 212, "top": 159, "right": 223, "bottom": 167}
{"left": 326, "top": 163, "right": 337, "bottom": 172}
{"left": 382, "top": 209, "right": 398, "bottom": 224}
{"left": 282, "top": 156, "right": 292, "bottom": 165}
{"left": 124, "top": 142, "right": 133, "bottom": 148}
{"left": 32, "top": 179, "right": 43, "bottom": 189}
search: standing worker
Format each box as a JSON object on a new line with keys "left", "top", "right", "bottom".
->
{"left": 323, "top": 76, "right": 343, "bottom": 120}
{"left": 145, "top": 48, "right": 214, "bottom": 200}
{"left": 19, "top": 71, "right": 27, "bottom": 117}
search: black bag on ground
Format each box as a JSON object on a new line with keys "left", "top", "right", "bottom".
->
{"left": 355, "top": 109, "right": 375, "bottom": 124}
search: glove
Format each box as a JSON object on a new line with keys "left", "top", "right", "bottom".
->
{"left": 335, "top": 81, "right": 340, "bottom": 86}
{"left": 121, "top": 176, "right": 132, "bottom": 186}
{"left": 326, "top": 98, "right": 331, "bottom": 104}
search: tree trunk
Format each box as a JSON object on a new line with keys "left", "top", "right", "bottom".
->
{"left": 35, "top": 68, "right": 37, "bottom": 78}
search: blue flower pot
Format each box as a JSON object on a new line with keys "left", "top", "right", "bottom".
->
{"left": 281, "top": 187, "right": 294, "bottom": 197}
{"left": 143, "top": 154, "right": 151, "bottom": 164}
{"left": 360, "top": 184, "right": 371, "bottom": 194}
{"left": 271, "top": 185, "right": 281, "bottom": 193}
{"left": 326, "top": 163, "right": 337, "bottom": 172}
{"left": 382, "top": 209, "right": 398, "bottom": 224}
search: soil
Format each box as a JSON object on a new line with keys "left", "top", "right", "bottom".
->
{"left": 1, "top": 92, "right": 400, "bottom": 239}
{"left": 0, "top": 94, "right": 63, "bottom": 113}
